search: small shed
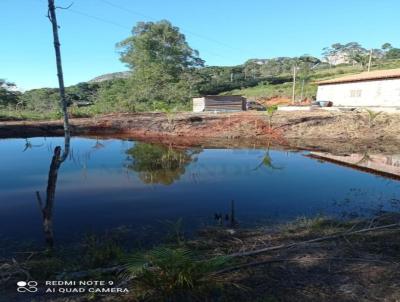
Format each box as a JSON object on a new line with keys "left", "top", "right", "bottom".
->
{"left": 316, "top": 68, "right": 400, "bottom": 107}
{"left": 192, "top": 95, "right": 246, "bottom": 112}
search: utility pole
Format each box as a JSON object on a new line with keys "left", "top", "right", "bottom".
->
{"left": 47, "top": 0, "right": 70, "bottom": 138}
{"left": 367, "top": 49, "right": 373, "bottom": 72}
{"left": 292, "top": 65, "right": 297, "bottom": 104}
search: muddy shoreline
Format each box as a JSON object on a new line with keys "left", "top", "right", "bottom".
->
{"left": 1, "top": 111, "right": 400, "bottom": 153}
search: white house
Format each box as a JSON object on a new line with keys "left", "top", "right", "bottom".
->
{"left": 316, "top": 68, "right": 400, "bottom": 108}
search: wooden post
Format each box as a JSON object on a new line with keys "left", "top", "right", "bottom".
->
{"left": 48, "top": 0, "right": 70, "bottom": 138}
{"left": 300, "top": 78, "right": 305, "bottom": 101}
{"left": 292, "top": 65, "right": 297, "bottom": 104}
{"left": 229, "top": 200, "right": 236, "bottom": 227}
{"left": 367, "top": 49, "right": 372, "bottom": 72}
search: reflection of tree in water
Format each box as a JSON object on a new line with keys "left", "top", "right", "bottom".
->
{"left": 125, "top": 143, "right": 199, "bottom": 185}
{"left": 35, "top": 136, "right": 70, "bottom": 250}
{"left": 23, "top": 138, "right": 44, "bottom": 152}
{"left": 253, "top": 142, "right": 283, "bottom": 171}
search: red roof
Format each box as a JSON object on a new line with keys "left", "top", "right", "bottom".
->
{"left": 316, "top": 68, "right": 400, "bottom": 85}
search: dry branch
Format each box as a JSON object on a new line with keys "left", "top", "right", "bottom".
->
{"left": 227, "top": 222, "right": 400, "bottom": 258}
{"left": 215, "top": 256, "right": 398, "bottom": 275}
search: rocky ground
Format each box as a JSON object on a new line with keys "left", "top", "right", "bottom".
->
{"left": 1, "top": 110, "right": 400, "bottom": 153}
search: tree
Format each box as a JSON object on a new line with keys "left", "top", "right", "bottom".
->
{"left": 20, "top": 88, "right": 60, "bottom": 112}
{"left": 382, "top": 43, "right": 393, "bottom": 51}
{"left": 385, "top": 48, "right": 400, "bottom": 59}
{"left": 0, "top": 79, "right": 20, "bottom": 107}
{"left": 380, "top": 43, "right": 400, "bottom": 59}
{"left": 322, "top": 42, "right": 367, "bottom": 66}
{"left": 117, "top": 20, "right": 204, "bottom": 108}
{"left": 344, "top": 42, "right": 369, "bottom": 67}
{"left": 322, "top": 43, "right": 345, "bottom": 66}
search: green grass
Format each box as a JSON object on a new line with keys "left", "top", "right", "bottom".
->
{"left": 124, "top": 246, "right": 234, "bottom": 301}
{"left": 0, "top": 109, "right": 63, "bottom": 121}
{"left": 223, "top": 82, "right": 317, "bottom": 100}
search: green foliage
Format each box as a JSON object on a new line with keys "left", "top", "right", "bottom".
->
{"left": 164, "top": 218, "right": 185, "bottom": 245}
{"left": 125, "top": 143, "right": 198, "bottom": 185}
{"left": 0, "top": 79, "right": 21, "bottom": 108}
{"left": 0, "top": 109, "right": 63, "bottom": 121}
{"left": 3, "top": 36, "right": 400, "bottom": 121}
{"left": 91, "top": 78, "right": 132, "bottom": 112}
{"left": 25, "top": 257, "right": 64, "bottom": 280}
{"left": 82, "top": 233, "right": 125, "bottom": 268}
{"left": 246, "top": 55, "right": 320, "bottom": 78}
{"left": 124, "top": 247, "right": 232, "bottom": 301}
{"left": 20, "top": 88, "right": 61, "bottom": 112}
{"left": 365, "top": 109, "right": 382, "bottom": 128}
{"left": 265, "top": 105, "right": 278, "bottom": 128}
{"left": 117, "top": 20, "right": 204, "bottom": 107}
{"left": 254, "top": 150, "right": 282, "bottom": 171}
{"left": 66, "top": 82, "right": 99, "bottom": 105}
{"left": 15, "top": 82, "right": 100, "bottom": 114}
{"left": 385, "top": 48, "right": 400, "bottom": 59}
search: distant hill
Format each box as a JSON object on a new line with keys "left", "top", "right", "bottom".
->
{"left": 88, "top": 71, "right": 131, "bottom": 83}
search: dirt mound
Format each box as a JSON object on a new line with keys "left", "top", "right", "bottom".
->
{"left": 1, "top": 111, "right": 400, "bottom": 153}
{"left": 257, "top": 96, "right": 312, "bottom": 107}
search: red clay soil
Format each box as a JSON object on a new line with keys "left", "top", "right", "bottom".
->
{"left": 1, "top": 110, "right": 400, "bottom": 153}
{"left": 257, "top": 96, "right": 312, "bottom": 106}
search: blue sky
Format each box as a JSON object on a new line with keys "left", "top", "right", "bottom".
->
{"left": 1, "top": 0, "right": 399, "bottom": 90}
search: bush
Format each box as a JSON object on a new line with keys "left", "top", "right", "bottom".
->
{"left": 125, "top": 247, "right": 233, "bottom": 301}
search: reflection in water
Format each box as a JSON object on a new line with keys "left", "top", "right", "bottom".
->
{"left": 23, "top": 138, "right": 44, "bottom": 152}
{"left": 1, "top": 137, "right": 399, "bottom": 254}
{"left": 35, "top": 135, "right": 70, "bottom": 249}
{"left": 310, "top": 152, "right": 400, "bottom": 179}
{"left": 254, "top": 151, "right": 283, "bottom": 171}
{"left": 125, "top": 143, "right": 199, "bottom": 185}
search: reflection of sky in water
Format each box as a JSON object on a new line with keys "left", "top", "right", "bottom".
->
{"left": 0, "top": 137, "right": 399, "bottom": 250}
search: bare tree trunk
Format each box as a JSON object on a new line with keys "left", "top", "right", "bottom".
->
{"left": 36, "top": 136, "right": 70, "bottom": 249}
{"left": 300, "top": 79, "right": 305, "bottom": 101}
{"left": 291, "top": 65, "right": 296, "bottom": 104}
{"left": 48, "top": 0, "right": 70, "bottom": 138}
{"left": 34, "top": 1, "right": 71, "bottom": 250}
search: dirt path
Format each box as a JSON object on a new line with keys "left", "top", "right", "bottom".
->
{"left": 1, "top": 110, "right": 400, "bottom": 153}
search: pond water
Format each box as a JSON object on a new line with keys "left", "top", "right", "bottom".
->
{"left": 0, "top": 137, "right": 399, "bottom": 254}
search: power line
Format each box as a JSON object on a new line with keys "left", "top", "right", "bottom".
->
{"left": 67, "top": 8, "right": 227, "bottom": 59}
{"left": 98, "top": 0, "right": 250, "bottom": 54}
{"left": 68, "top": 8, "right": 130, "bottom": 30}
{"left": 35, "top": 0, "right": 237, "bottom": 61}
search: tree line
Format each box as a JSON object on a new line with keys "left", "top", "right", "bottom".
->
{"left": 2, "top": 20, "right": 400, "bottom": 115}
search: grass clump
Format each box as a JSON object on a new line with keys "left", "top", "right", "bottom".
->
{"left": 124, "top": 247, "right": 235, "bottom": 301}
{"left": 281, "top": 215, "right": 348, "bottom": 237}
{"left": 82, "top": 233, "right": 125, "bottom": 268}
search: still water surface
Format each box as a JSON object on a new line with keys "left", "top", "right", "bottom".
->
{"left": 0, "top": 137, "right": 399, "bottom": 252}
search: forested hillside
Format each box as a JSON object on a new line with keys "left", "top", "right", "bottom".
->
{"left": 2, "top": 20, "right": 400, "bottom": 120}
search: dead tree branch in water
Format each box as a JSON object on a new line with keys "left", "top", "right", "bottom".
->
{"left": 36, "top": 135, "right": 70, "bottom": 249}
